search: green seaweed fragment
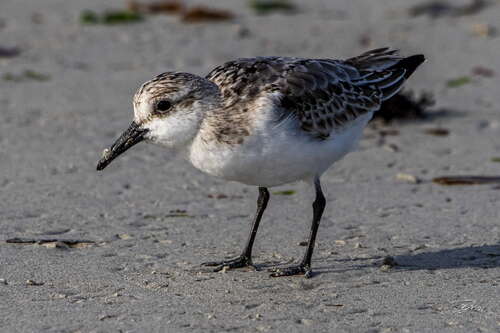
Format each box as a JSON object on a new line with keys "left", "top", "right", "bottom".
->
{"left": 446, "top": 76, "right": 471, "bottom": 88}
{"left": 80, "top": 9, "right": 143, "bottom": 25}
{"left": 103, "top": 10, "right": 143, "bottom": 24}
{"left": 80, "top": 10, "right": 100, "bottom": 24}
{"left": 272, "top": 190, "right": 296, "bottom": 195}
{"left": 2, "top": 70, "right": 51, "bottom": 82}
{"left": 23, "top": 70, "right": 51, "bottom": 81}
{"left": 249, "top": 0, "right": 296, "bottom": 14}
{"left": 2, "top": 73, "right": 18, "bottom": 81}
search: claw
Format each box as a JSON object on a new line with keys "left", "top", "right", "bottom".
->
{"left": 201, "top": 255, "right": 256, "bottom": 272}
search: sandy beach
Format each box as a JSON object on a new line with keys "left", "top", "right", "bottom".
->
{"left": 1, "top": 0, "right": 499, "bottom": 332}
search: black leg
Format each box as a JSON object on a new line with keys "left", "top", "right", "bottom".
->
{"left": 202, "top": 187, "right": 270, "bottom": 272}
{"left": 269, "top": 178, "right": 326, "bottom": 278}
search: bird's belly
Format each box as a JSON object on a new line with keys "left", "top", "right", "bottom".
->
{"left": 189, "top": 114, "right": 372, "bottom": 187}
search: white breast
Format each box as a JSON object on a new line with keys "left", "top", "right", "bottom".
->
{"left": 188, "top": 105, "right": 373, "bottom": 188}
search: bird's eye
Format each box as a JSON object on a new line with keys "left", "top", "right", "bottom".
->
{"left": 156, "top": 100, "right": 172, "bottom": 113}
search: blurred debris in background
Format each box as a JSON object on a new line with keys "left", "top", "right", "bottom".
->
{"left": 80, "top": 9, "right": 143, "bottom": 25}
{"left": 249, "top": 0, "right": 297, "bottom": 15}
{"left": 181, "top": 6, "right": 234, "bottom": 23}
{"left": 127, "top": 0, "right": 184, "bottom": 15}
{"left": 472, "top": 66, "right": 495, "bottom": 78}
{"left": 3, "top": 70, "right": 51, "bottom": 82}
{"left": 0, "top": 46, "right": 21, "bottom": 58}
{"left": 358, "top": 33, "right": 373, "bottom": 48}
{"left": 373, "top": 91, "right": 435, "bottom": 122}
{"left": 471, "top": 23, "right": 497, "bottom": 38}
{"left": 82, "top": 1, "right": 235, "bottom": 24}
{"left": 409, "top": 0, "right": 488, "bottom": 18}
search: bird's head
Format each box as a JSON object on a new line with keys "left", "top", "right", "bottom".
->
{"left": 96, "top": 72, "right": 219, "bottom": 171}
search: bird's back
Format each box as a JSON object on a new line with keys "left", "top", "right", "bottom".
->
{"left": 205, "top": 48, "right": 425, "bottom": 141}
{"left": 191, "top": 49, "right": 424, "bottom": 185}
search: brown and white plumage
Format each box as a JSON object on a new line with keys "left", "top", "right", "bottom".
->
{"left": 206, "top": 48, "right": 425, "bottom": 140}
{"left": 97, "top": 48, "right": 425, "bottom": 278}
{"left": 115, "top": 48, "right": 425, "bottom": 186}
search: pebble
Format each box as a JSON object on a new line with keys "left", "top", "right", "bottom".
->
{"left": 410, "top": 244, "right": 428, "bottom": 252}
{"left": 395, "top": 173, "right": 420, "bottom": 184}
{"left": 235, "top": 25, "right": 251, "bottom": 38}
{"left": 471, "top": 23, "right": 495, "bottom": 37}
{"left": 380, "top": 265, "right": 392, "bottom": 272}
{"left": 300, "top": 319, "right": 313, "bottom": 326}
{"left": 53, "top": 241, "right": 70, "bottom": 249}
{"left": 383, "top": 143, "right": 399, "bottom": 152}
{"left": 26, "top": 279, "right": 44, "bottom": 286}
{"left": 117, "top": 234, "right": 132, "bottom": 240}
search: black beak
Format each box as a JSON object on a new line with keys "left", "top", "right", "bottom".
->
{"left": 96, "top": 121, "right": 148, "bottom": 171}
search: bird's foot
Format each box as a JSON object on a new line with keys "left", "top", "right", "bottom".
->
{"left": 268, "top": 263, "right": 312, "bottom": 278}
{"left": 201, "top": 255, "right": 256, "bottom": 272}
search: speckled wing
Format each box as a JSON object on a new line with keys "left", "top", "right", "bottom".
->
{"left": 206, "top": 48, "right": 424, "bottom": 139}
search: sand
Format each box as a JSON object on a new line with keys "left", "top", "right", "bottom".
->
{"left": 1, "top": 0, "right": 499, "bottom": 332}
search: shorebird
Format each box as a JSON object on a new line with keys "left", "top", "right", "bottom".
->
{"left": 97, "top": 48, "right": 425, "bottom": 278}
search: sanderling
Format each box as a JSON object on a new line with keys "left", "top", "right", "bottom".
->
{"left": 97, "top": 48, "right": 425, "bottom": 278}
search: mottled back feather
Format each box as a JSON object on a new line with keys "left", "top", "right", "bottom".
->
{"left": 206, "top": 48, "right": 424, "bottom": 141}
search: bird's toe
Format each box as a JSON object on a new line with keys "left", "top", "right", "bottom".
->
{"left": 201, "top": 255, "right": 255, "bottom": 272}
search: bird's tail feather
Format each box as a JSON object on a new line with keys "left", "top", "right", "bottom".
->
{"left": 379, "top": 54, "right": 425, "bottom": 100}
{"left": 348, "top": 48, "right": 425, "bottom": 101}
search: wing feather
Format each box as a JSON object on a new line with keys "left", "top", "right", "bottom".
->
{"left": 205, "top": 49, "right": 424, "bottom": 141}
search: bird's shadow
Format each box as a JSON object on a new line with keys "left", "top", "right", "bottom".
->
{"left": 393, "top": 244, "right": 500, "bottom": 271}
{"left": 314, "top": 244, "right": 500, "bottom": 276}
